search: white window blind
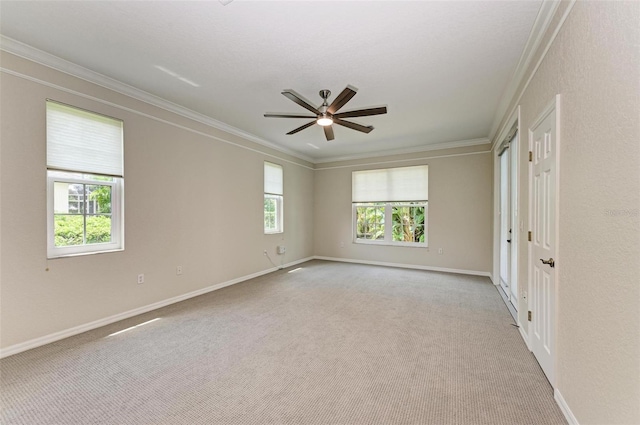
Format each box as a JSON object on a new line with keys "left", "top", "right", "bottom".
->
{"left": 352, "top": 165, "right": 428, "bottom": 202}
{"left": 47, "top": 100, "right": 124, "bottom": 177}
{"left": 264, "top": 162, "right": 283, "bottom": 195}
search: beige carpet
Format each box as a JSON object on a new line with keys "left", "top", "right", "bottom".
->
{"left": 0, "top": 260, "right": 567, "bottom": 424}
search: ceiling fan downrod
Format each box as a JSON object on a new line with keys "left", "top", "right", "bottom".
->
{"left": 317, "top": 90, "right": 332, "bottom": 123}
{"left": 319, "top": 90, "right": 331, "bottom": 105}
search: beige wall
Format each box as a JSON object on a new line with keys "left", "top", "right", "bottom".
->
{"left": 313, "top": 145, "right": 493, "bottom": 274}
{"left": 493, "top": 1, "right": 640, "bottom": 423}
{"left": 3, "top": 2, "right": 639, "bottom": 422}
{"left": 0, "top": 52, "right": 315, "bottom": 349}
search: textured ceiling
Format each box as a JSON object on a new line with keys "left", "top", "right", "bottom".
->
{"left": 0, "top": 1, "right": 542, "bottom": 162}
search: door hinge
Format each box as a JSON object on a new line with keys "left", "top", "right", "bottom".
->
{"left": 528, "top": 151, "right": 533, "bottom": 162}
{"left": 528, "top": 311, "right": 532, "bottom": 321}
{"left": 528, "top": 231, "right": 532, "bottom": 241}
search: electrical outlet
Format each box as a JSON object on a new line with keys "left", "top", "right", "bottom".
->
{"left": 137, "top": 274, "right": 144, "bottom": 284}
{"left": 340, "top": 241, "right": 345, "bottom": 248}
{"left": 438, "top": 248, "right": 443, "bottom": 255}
{"left": 176, "top": 266, "right": 183, "bottom": 275}
{"left": 263, "top": 250, "right": 267, "bottom": 256}
{"left": 277, "top": 246, "right": 286, "bottom": 255}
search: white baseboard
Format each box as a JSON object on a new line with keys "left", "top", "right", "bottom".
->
{"left": 555, "top": 389, "right": 579, "bottom": 425}
{"left": 1, "top": 256, "right": 485, "bottom": 357}
{"left": 313, "top": 256, "right": 491, "bottom": 277}
{"left": 496, "top": 285, "right": 517, "bottom": 320}
{"left": 519, "top": 326, "right": 531, "bottom": 351}
{"left": 0, "top": 256, "right": 313, "bottom": 359}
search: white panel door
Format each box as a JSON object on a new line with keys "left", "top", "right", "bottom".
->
{"left": 530, "top": 103, "right": 558, "bottom": 386}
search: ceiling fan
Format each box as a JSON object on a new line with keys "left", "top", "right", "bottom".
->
{"left": 264, "top": 86, "right": 387, "bottom": 141}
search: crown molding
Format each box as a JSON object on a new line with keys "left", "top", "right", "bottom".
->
{"left": 488, "top": 0, "right": 561, "bottom": 142}
{"left": 0, "top": 35, "right": 316, "bottom": 164}
{"left": 314, "top": 137, "right": 491, "bottom": 165}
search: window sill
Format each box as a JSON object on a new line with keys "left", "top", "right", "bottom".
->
{"left": 47, "top": 247, "right": 124, "bottom": 260}
{"left": 354, "top": 239, "right": 428, "bottom": 249}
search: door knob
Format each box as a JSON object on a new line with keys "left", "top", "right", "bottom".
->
{"left": 540, "top": 258, "right": 555, "bottom": 268}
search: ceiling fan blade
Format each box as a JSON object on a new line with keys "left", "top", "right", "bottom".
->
{"left": 264, "top": 113, "right": 316, "bottom": 119}
{"left": 324, "top": 125, "right": 335, "bottom": 141}
{"left": 282, "top": 90, "right": 321, "bottom": 114}
{"left": 333, "top": 118, "right": 374, "bottom": 134}
{"left": 286, "top": 121, "right": 316, "bottom": 135}
{"left": 334, "top": 106, "right": 387, "bottom": 119}
{"left": 327, "top": 86, "right": 357, "bottom": 114}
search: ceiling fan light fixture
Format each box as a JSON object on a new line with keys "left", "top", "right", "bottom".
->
{"left": 317, "top": 115, "right": 333, "bottom": 126}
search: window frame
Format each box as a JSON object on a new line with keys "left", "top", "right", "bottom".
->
{"left": 352, "top": 164, "right": 429, "bottom": 248}
{"left": 353, "top": 201, "right": 428, "bottom": 247}
{"left": 47, "top": 172, "right": 124, "bottom": 258}
{"left": 264, "top": 193, "right": 283, "bottom": 234}
{"left": 46, "top": 100, "right": 124, "bottom": 258}
{"left": 264, "top": 161, "right": 284, "bottom": 234}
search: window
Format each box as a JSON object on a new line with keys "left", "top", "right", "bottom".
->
{"left": 264, "top": 161, "right": 283, "bottom": 234}
{"left": 352, "top": 165, "right": 428, "bottom": 246}
{"left": 46, "top": 100, "right": 124, "bottom": 258}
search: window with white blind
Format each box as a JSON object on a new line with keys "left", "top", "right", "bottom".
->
{"left": 46, "top": 100, "right": 124, "bottom": 258}
{"left": 352, "top": 165, "right": 428, "bottom": 246}
{"left": 264, "top": 162, "right": 283, "bottom": 234}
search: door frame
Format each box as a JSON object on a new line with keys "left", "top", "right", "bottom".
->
{"left": 493, "top": 106, "right": 520, "bottom": 320}
{"left": 499, "top": 147, "right": 511, "bottom": 298}
{"left": 527, "top": 94, "right": 561, "bottom": 388}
